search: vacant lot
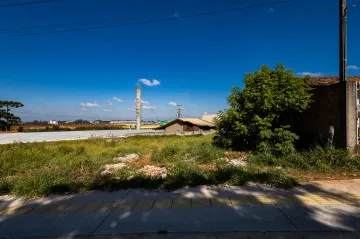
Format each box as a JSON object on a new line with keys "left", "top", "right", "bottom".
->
{"left": 0, "top": 135, "right": 359, "bottom": 198}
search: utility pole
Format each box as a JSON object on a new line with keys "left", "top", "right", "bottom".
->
{"left": 339, "top": 0, "right": 357, "bottom": 150}
{"left": 136, "top": 85, "right": 141, "bottom": 130}
{"left": 177, "top": 104, "right": 182, "bottom": 118}
{"left": 340, "top": 0, "right": 347, "bottom": 83}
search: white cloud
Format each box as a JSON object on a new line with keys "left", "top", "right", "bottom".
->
{"left": 79, "top": 107, "right": 88, "bottom": 111}
{"left": 143, "top": 105, "right": 156, "bottom": 110}
{"left": 168, "top": 101, "right": 177, "bottom": 106}
{"left": 112, "top": 97, "right": 123, "bottom": 103}
{"left": 298, "top": 72, "right": 323, "bottom": 77}
{"left": 104, "top": 109, "right": 112, "bottom": 112}
{"left": 138, "top": 78, "right": 161, "bottom": 87}
{"left": 80, "top": 102, "right": 99, "bottom": 107}
{"left": 348, "top": 65, "right": 359, "bottom": 70}
{"left": 107, "top": 100, "right": 113, "bottom": 106}
{"left": 127, "top": 107, "right": 135, "bottom": 112}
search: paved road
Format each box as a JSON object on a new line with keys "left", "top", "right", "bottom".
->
{"left": 0, "top": 130, "right": 155, "bottom": 144}
{"left": 1, "top": 180, "right": 360, "bottom": 238}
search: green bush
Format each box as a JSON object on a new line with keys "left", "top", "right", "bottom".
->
{"left": 215, "top": 63, "right": 312, "bottom": 156}
{"left": 17, "top": 126, "right": 24, "bottom": 132}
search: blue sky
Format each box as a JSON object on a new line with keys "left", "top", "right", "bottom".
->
{"left": 1, "top": 0, "right": 360, "bottom": 121}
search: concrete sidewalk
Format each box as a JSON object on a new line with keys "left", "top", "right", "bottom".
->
{"left": 1, "top": 179, "right": 360, "bottom": 238}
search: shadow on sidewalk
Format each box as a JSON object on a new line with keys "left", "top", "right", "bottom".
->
{"left": 0, "top": 180, "right": 360, "bottom": 238}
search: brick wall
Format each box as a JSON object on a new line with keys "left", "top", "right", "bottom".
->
{"left": 293, "top": 84, "right": 343, "bottom": 148}
{"left": 165, "top": 122, "right": 183, "bottom": 133}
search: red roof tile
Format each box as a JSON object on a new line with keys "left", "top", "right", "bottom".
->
{"left": 309, "top": 76, "right": 360, "bottom": 86}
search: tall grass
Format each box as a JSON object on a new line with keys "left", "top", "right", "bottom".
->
{"left": 248, "top": 146, "right": 360, "bottom": 172}
{"left": 0, "top": 135, "right": 231, "bottom": 197}
{"left": 2, "top": 135, "right": 354, "bottom": 198}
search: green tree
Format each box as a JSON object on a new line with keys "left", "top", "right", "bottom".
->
{"left": 214, "top": 64, "right": 312, "bottom": 155}
{"left": 0, "top": 101, "right": 24, "bottom": 131}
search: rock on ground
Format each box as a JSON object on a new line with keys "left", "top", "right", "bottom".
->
{"left": 114, "top": 153, "right": 139, "bottom": 163}
{"left": 140, "top": 165, "right": 168, "bottom": 179}
{"left": 229, "top": 160, "right": 247, "bottom": 167}
{"left": 101, "top": 163, "right": 126, "bottom": 176}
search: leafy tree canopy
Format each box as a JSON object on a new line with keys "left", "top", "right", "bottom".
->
{"left": 214, "top": 63, "right": 312, "bottom": 155}
{"left": 0, "top": 101, "right": 24, "bottom": 131}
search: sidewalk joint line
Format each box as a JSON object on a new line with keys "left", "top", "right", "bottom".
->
{"left": 90, "top": 189, "right": 132, "bottom": 235}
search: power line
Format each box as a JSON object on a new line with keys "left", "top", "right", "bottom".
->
{"left": 0, "top": 0, "right": 56, "bottom": 8}
{"left": 1, "top": 0, "right": 293, "bottom": 38}
{"left": 0, "top": 0, "right": 250, "bottom": 32}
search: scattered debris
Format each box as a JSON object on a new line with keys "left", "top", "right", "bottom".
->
{"left": 101, "top": 163, "right": 126, "bottom": 176}
{"left": 224, "top": 151, "right": 248, "bottom": 160}
{"left": 229, "top": 160, "right": 247, "bottom": 167}
{"left": 114, "top": 153, "right": 139, "bottom": 163}
{"left": 140, "top": 165, "right": 168, "bottom": 179}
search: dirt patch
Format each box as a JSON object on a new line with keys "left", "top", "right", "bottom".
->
{"left": 224, "top": 151, "right": 248, "bottom": 160}
{"left": 198, "top": 164, "right": 217, "bottom": 171}
{"left": 128, "top": 153, "right": 151, "bottom": 167}
{"left": 285, "top": 169, "right": 360, "bottom": 182}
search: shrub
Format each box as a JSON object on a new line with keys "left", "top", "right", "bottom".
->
{"left": 17, "top": 126, "right": 24, "bottom": 132}
{"left": 215, "top": 63, "right": 312, "bottom": 156}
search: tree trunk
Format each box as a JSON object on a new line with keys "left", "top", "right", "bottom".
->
{"left": 5, "top": 104, "right": 9, "bottom": 132}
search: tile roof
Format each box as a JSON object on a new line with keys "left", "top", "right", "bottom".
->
{"left": 158, "top": 118, "right": 215, "bottom": 129}
{"left": 309, "top": 76, "right": 360, "bottom": 86}
{"left": 178, "top": 118, "right": 215, "bottom": 127}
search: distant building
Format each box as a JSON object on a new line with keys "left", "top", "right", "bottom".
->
{"left": 110, "top": 120, "right": 157, "bottom": 125}
{"left": 157, "top": 118, "right": 215, "bottom": 133}
{"left": 48, "top": 120, "right": 58, "bottom": 125}
{"left": 201, "top": 113, "right": 218, "bottom": 124}
{"left": 110, "top": 120, "right": 136, "bottom": 125}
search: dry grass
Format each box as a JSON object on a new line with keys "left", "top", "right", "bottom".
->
{"left": 1, "top": 135, "right": 358, "bottom": 198}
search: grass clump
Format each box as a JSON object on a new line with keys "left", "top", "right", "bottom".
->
{"left": 248, "top": 146, "right": 360, "bottom": 173}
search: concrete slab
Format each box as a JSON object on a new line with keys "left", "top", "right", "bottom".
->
{"left": 116, "top": 200, "right": 138, "bottom": 211}
{"left": 96, "top": 202, "right": 120, "bottom": 213}
{"left": 248, "top": 194, "right": 274, "bottom": 205}
{"left": 229, "top": 196, "right": 253, "bottom": 206}
{"left": 78, "top": 202, "right": 104, "bottom": 212}
{"left": 64, "top": 190, "right": 131, "bottom": 203}
{"left": 172, "top": 198, "right": 191, "bottom": 209}
{"left": 95, "top": 206, "right": 296, "bottom": 234}
{"left": 192, "top": 198, "right": 211, "bottom": 208}
{"left": 0, "top": 212, "right": 109, "bottom": 237}
{"left": 133, "top": 200, "right": 155, "bottom": 211}
{"left": 153, "top": 199, "right": 172, "bottom": 210}
{"left": 210, "top": 197, "right": 232, "bottom": 207}
{"left": 278, "top": 204, "right": 360, "bottom": 232}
